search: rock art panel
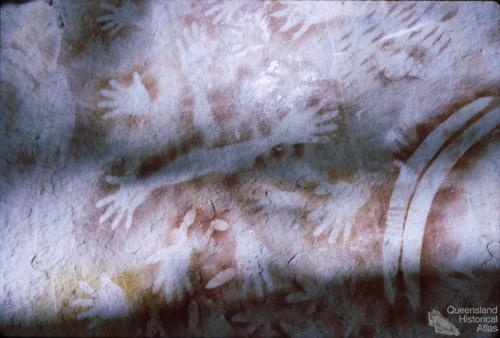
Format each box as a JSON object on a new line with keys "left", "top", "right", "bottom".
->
{"left": 1, "top": 1, "right": 499, "bottom": 337}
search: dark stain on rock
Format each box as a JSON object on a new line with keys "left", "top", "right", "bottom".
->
{"left": 436, "top": 38, "right": 451, "bottom": 56}
{"left": 401, "top": 10, "right": 416, "bottom": 24}
{"left": 421, "top": 26, "right": 438, "bottom": 42}
{"left": 136, "top": 152, "right": 171, "bottom": 179}
{"left": 431, "top": 32, "right": 444, "bottom": 47}
{"left": 254, "top": 154, "right": 267, "bottom": 169}
{"left": 406, "top": 18, "right": 420, "bottom": 30}
{"left": 408, "top": 28, "right": 422, "bottom": 40}
{"left": 223, "top": 174, "right": 240, "bottom": 191}
{"left": 387, "top": 3, "right": 399, "bottom": 16}
{"left": 341, "top": 43, "right": 351, "bottom": 52}
{"left": 136, "top": 133, "right": 203, "bottom": 179}
{"left": 292, "top": 144, "right": 305, "bottom": 158}
{"left": 398, "top": 3, "right": 417, "bottom": 17}
{"left": 380, "top": 39, "right": 394, "bottom": 50}
{"left": 363, "top": 24, "right": 378, "bottom": 36}
{"left": 69, "top": 110, "right": 108, "bottom": 160}
{"left": 271, "top": 144, "right": 285, "bottom": 159}
{"left": 15, "top": 147, "right": 37, "bottom": 168}
{"left": 361, "top": 53, "right": 374, "bottom": 66}
{"left": 371, "top": 32, "right": 385, "bottom": 43}
{"left": 108, "top": 157, "right": 127, "bottom": 177}
{"left": 406, "top": 45, "right": 426, "bottom": 62}
{"left": 340, "top": 30, "right": 353, "bottom": 41}
{"left": 365, "top": 9, "right": 376, "bottom": 21}
{"left": 422, "top": 2, "right": 437, "bottom": 16}
{"left": 440, "top": 7, "right": 459, "bottom": 22}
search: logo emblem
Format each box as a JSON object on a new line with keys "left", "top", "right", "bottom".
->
{"left": 428, "top": 309, "right": 460, "bottom": 336}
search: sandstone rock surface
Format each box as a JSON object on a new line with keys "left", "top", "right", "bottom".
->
{"left": 1, "top": 1, "right": 499, "bottom": 337}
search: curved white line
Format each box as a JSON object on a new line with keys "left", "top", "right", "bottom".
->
{"left": 382, "top": 96, "right": 496, "bottom": 304}
{"left": 401, "top": 106, "right": 500, "bottom": 309}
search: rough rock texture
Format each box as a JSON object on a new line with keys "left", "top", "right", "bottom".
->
{"left": 1, "top": 1, "right": 499, "bottom": 337}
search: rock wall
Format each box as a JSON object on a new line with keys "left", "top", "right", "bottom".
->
{"left": 1, "top": 1, "right": 499, "bottom": 337}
